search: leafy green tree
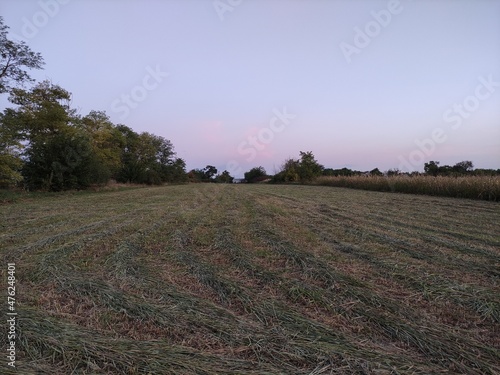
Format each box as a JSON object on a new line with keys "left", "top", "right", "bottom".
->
{"left": 424, "top": 161, "right": 440, "bottom": 176}
{"left": 203, "top": 165, "right": 218, "bottom": 182}
{"left": 244, "top": 166, "right": 267, "bottom": 183}
{"left": 297, "top": 151, "right": 323, "bottom": 182}
{"left": 9, "top": 80, "right": 76, "bottom": 137}
{"left": 115, "top": 125, "right": 142, "bottom": 183}
{"left": 23, "top": 128, "right": 95, "bottom": 191}
{"left": 187, "top": 169, "right": 205, "bottom": 182}
{"left": 0, "top": 17, "right": 44, "bottom": 94}
{"left": 452, "top": 161, "right": 474, "bottom": 175}
{"left": 370, "top": 168, "right": 383, "bottom": 176}
{"left": 322, "top": 168, "right": 335, "bottom": 176}
{"left": 162, "top": 158, "right": 187, "bottom": 183}
{"left": 80, "top": 110, "right": 124, "bottom": 183}
{"left": 115, "top": 127, "right": 181, "bottom": 185}
{"left": 0, "top": 150, "right": 23, "bottom": 187}
{"left": 386, "top": 168, "right": 402, "bottom": 176}
{"left": 3, "top": 81, "right": 97, "bottom": 191}
{"left": 437, "top": 164, "right": 453, "bottom": 176}
{"left": 141, "top": 133, "right": 179, "bottom": 184}
{"left": 132, "top": 132, "right": 174, "bottom": 184}
{"left": 216, "top": 170, "right": 234, "bottom": 183}
{"left": 0, "top": 108, "right": 24, "bottom": 187}
{"left": 135, "top": 132, "right": 163, "bottom": 184}
{"left": 272, "top": 158, "right": 300, "bottom": 183}
{"left": 337, "top": 168, "right": 355, "bottom": 176}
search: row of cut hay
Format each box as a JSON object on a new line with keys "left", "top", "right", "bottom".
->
{"left": 269, "top": 188, "right": 500, "bottom": 326}
{"left": 15, "top": 305, "right": 430, "bottom": 375}
{"left": 15, "top": 308, "right": 277, "bottom": 375}
{"left": 300, "top": 204, "right": 500, "bottom": 314}
{"left": 312, "top": 175, "right": 500, "bottom": 201}
{"left": 244, "top": 194, "right": 500, "bottom": 373}
{"left": 164, "top": 221, "right": 436, "bottom": 372}
{"left": 49, "top": 272, "right": 267, "bottom": 350}
{"left": 99, "top": 232, "right": 272, "bottom": 350}
{"left": 293, "top": 197, "right": 500, "bottom": 323}
{"left": 253, "top": 232, "right": 500, "bottom": 373}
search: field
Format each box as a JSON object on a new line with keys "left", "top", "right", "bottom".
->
{"left": 312, "top": 175, "right": 500, "bottom": 201}
{"left": 1, "top": 184, "right": 499, "bottom": 374}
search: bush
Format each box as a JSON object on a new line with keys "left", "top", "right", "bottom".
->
{"left": 244, "top": 166, "right": 267, "bottom": 183}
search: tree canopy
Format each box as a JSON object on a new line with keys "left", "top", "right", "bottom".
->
{"left": 0, "top": 17, "right": 44, "bottom": 94}
{"left": 244, "top": 166, "right": 267, "bottom": 183}
{"left": 0, "top": 81, "right": 187, "bottom": 190}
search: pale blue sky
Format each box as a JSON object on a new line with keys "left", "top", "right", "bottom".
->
{"left": 1, "top": 0, "right": 499, "bottom": 176}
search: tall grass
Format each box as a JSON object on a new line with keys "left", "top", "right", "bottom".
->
{"left": 312, "top": 175, "right": 500, "bottom": 201}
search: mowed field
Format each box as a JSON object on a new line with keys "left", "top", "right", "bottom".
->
{"left": 1, "top": 184, "right": 499, "bottom": 374}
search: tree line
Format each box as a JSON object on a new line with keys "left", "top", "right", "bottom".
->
{"left": 0, "top": 80, "right": 188, "bottom": 190}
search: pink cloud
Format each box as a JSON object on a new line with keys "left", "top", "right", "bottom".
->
{"left": 199, "top": 121, "right": 225, "bottom": 144}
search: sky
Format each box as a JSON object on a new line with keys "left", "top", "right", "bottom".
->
{"left": 1, "top": 0, "right": 499, "bottom": 177}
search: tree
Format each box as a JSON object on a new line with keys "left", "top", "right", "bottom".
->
{"left": 322, "top": 167, "right": 355, "bottom": 177}
{"left": 386, "top": 168, "right": 402, "bottom": 176}
{"left": 0, "top": 108, "right": 24, "bottom": 187}
{"left": 0, "top": 17, "right": 44, "bottom": 94}
{"left": 2, "top": 81, "right": 98, "bottom": 191}
{"left": 272, "top": 158, "right": 300, "bottom": 183}
{"left": 162, "top": 158, "right": 187, "bottom": 183}
{"left": 187, "top": 169, "right": 205, "bottom": 183}
{"left": 80, "top": 110, "right": 124, "bottom": 183}
{"left": 297, "top": 151, "right": 323, "bottom": 182}
{"left": 203, "top": 165, "right": 218, "bottom": 182}
{"left": 244, "top": 166, "right": 267, "bottom": 183}
{"left": 8, "top": 80, "right": 75, "bottom": 137}
{"left": 115, "top": 127, "right": 181, "bottom": 185}
{"left": 115, "top": 125, "right": 142, "bottom": 183}
{"left": 216, "top": 170, "right": 234, "bottom": 183}
{"left": 322, "top": 168, "right": 335, "bottom": 176}
{"left": 452, "top": 160, "right": 474, "bottom": 175}
{"left": 23, "top": 128, "right": 95, "bottom": 191}
{"left": 370, "top": 168, "right": 383, "bottom": 176}
{"left": 424, "top": 161, "right": 440, "bottom": 176}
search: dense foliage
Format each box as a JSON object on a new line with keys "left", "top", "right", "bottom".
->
{"left": 0, "top": 16, "right": 44, "bottom": 94}
{"left": 0, "top": 81, "right": 187, "bottom": 190}
{"left": 244, "top": 166, "right": 267, "bottom": 183}
{"left": 272, "top": 151, "right": 324, "bottom": 183}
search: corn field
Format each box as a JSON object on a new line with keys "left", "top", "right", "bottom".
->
{"left": 312, "top": 175, "right": 500, "bottom": 201}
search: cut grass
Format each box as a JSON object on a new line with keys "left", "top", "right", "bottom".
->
{"left": 1, "top": 183, "right": 498, "bottom": 374}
